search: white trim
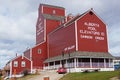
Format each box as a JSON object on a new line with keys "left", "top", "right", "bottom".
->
{"left": 31, "top": 61, "right": 33, "bottom": 73}
{"left": 76, "top": 58, "right": 78, "bottom": 67}
{"left": 91, "top": 9, "right": 106, "bottom": 25}
{"left": 32, "top": 40, "right": 46, "bottom": 48}
{"left": 10, "top": 61, "right": 12, "bottom": 76}
{"left": 65, "top": 8, "right": 67, "bottom": 22}
{"left": 44, "top": 19, "right": 46, "bottom": 42}
{"left": 74, "top": 58, "right": 77, "bottom": 68}
{"left": 104, "top": 58, "right": 106, "bottom": 68}
{"left": 13, "top": 61, "right": 18, "bottom": 67}
{"left": 48, "top": 63, "right": 50, "bottom": 70}
{"left": 22, "top": 54, "right": 24, "bottom": 59}
{"left": 75, "top": 21, "right": 78, "bottom": 51}
{"left": 106, "top": 25, "right": 109, "bottom": 52}
{"left": 75, "top": 9, "right": 107, "bottom": 26}
{"left": 21, "top": 61, "right": 26, "bottom": 67}
{"left": 60, "top": 60, "right": 62, "bottom": 67}
{"left": 24, "top": 56, "right": 32, "bottom": 61}
{"left": 41, "top": 5, "right": 43, "bottom": 13}
{"left": 30, "top": 48, "right": 32, "bottom": 60}
{"left": 90, "top": 58, "right": 92, "bottom": 68}
{"left": 54, "top": 61, "right": 55, "bottom": 69}
{"left": 47, "top": 35, "right": 50, "bottom": 58}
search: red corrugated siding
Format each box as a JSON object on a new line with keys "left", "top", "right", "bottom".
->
{"left": 48, "top": 23, "right": 76, "bottom": 58}
{"left": 77, "top": 12, "right": 108, "bottom": 52}
{"left": 36, "top": 14, "right": 44, "bottom": 45}
{"left": 24, "top": 49, "right": 30, "bottom": 59}
{"left": 32, "top": 42, "right": 47, "bottom": 69}
{"left": 12, "top": 56, "right": 31, "bottom": 74}
{"left": 43, "top": 6, "right": 65, "bottom": 16}
{"left": 46, "top": 19, "right": 61, "bottom": 34}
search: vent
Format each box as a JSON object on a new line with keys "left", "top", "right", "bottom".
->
{"left": 89, "top": 11, "right": 93, "bottom": 15}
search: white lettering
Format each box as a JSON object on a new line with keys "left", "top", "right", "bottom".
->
{"left": 95, "top": 36, "right": 104, "bottom": 40}
{"left": 84, "top": 22, "right": 99, "bottom": 27}
{"left": 64, "top": 45, "right": 75, "bottom": 51}
{"left": 80, "top": 35, "right": 93, "bottom": 39}
{"left": 88, "top": 27, "right": 96, "bottom": 31}
{"left": 80, "top": 30, "right": 100, "bottom": 36}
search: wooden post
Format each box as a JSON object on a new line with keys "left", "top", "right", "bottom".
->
{"left": 44, "top": 76, "right": 49, "bottom": 80}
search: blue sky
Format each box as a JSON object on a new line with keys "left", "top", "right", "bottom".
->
{"left": 0, "top": 0, "right": 120, "bottom": 69}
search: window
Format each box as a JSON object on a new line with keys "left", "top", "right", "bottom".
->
{"left": 38, "top": 49, "right": 42, "bottom": 54}
{"left": 53, "top": 10, "right": 56, "bottom": 14}
{"left": 21, "top": 61, "right": 26, "bottom": 67}
{"left": 14, "top": 61, "right": 18, "bottom": 67}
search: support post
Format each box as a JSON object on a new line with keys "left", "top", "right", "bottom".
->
{"left": 104, "top": 58, "right": 106, "bottom": 68}
{"left": 90, "top": 58, "right": 92, "bottom": 68}
{"left": 48, "top": 62, "right": 50, "bottom": 70}
{"left": 60, "top": 60, "right": 62, "bottom": 67}
{"left": 66, "top": 59, "right": 67, "bottom": 68}
{"left": 76, "top": 58, "right": 78, "bottom": 67}
{"left": 54, "top": 61, "right": 55, "bottom": 69}
{"left": 74, "top": 58, "right": 77, "bottom": 68}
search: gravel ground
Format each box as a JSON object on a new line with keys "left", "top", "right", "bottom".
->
{"left": 28, "top": 70, "right": 64, "bottom": 80}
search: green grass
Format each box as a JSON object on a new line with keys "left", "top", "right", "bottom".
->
{"left": 60, "top": 70, "right": 120, "bottom": 80}
{"left": 0, "top": 76, "right": 1, "bottom": 80}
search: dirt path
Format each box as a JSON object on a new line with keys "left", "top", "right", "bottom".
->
{"left": 110, "top": 77, "right": 120, "bottom": 80}
{"left": 28, "top": 70, "right": 64, "bottom": 80}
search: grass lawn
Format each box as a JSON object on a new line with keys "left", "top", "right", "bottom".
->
{"left": 60, "top": 70, "right": 120, "bottom": 80}
{"left": 0, "top": 76, "right": 1, "bottom": 80}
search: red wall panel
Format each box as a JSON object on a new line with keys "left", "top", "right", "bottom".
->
{"left": 12, "top": 56, "right": 31, "bottom": 74}
{"left": 77, "top": 11, "right": 108, "bottom": 52}
{"left": 32, "top": 42, "right": 47, "bottom": 69}
{"left": 36, "top": 14, "right": 44, "bottom": 45}
{"left": 46, "top": 19, "right": 61, "bottom": 34}
{"left": 24, "top": 49, "right": 30, "bottom": 59}
{"left": 43, "top": 6, "right": 65, "bottom": 16}
{"left": 48, "top": 23, "right": 76, "bottom": 58}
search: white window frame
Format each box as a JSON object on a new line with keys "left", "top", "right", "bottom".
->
{"left": 21, "top": 61, "right": 26, "bottom": 67}
{"left": 14, "top": 61, "right": 18, "bottom": 67}
{"left": 53, "top": 10, "right": 56, "bottom": 14}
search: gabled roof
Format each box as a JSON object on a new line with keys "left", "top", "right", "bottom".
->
{"left": 114, "top": 57, "right": 120, "bottom": 60}
{"left": 10, "top": 55, "right": 31, "bottom": 62}
{"left": 44, "top": 51, "right": 113, "bottom": 63}
{"left": 48, "top": 9, "right": 93, "bottom": 35}
{"left": 48, "top": 8, "right": 106, "bottom": 36}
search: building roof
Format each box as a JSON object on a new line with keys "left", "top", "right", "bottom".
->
{"left": 40, "top": 4, "right": 65, "bottom": 9}
{"left": 114, "top": 57, "right": 120, "bottom": 60}
{"left": 42, "top": 14, "right": 65, "bottom": 21}
{"left": 44, "top": 51, "right": 114, "bottom": 63}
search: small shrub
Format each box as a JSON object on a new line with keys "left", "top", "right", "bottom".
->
{"left": 23, "top": 69, "right": 28, "bottom": 76}
{"left": 84, "top": 70, "right": 89, "bottom": 73}
{"left": 94, "top": 69, "right": 99, "bottom": 72}
{"left": 0, "top": 72, "right": 2, "bottom": 76}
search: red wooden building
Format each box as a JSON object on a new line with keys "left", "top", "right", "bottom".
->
{"left": 9, "top": 55, "right": 32, "bottom": 76}
{"left": 9, "top": 4, "right": 114, "bottom": 76}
